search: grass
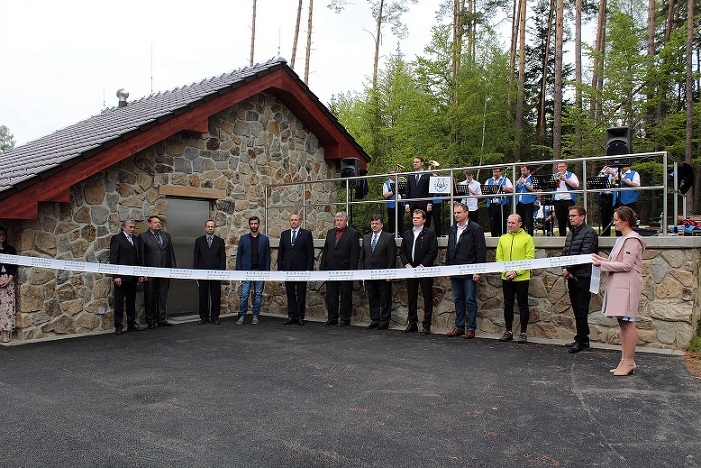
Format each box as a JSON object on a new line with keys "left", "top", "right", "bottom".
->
{"left": 688, "top": 334, "right": 701, "bottom": 354}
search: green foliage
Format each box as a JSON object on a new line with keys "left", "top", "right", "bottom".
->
{"left": 0, "top": 125, "right": 14, "bottom": 153}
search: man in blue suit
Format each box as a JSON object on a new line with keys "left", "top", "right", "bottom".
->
{"left": 236, "top": 216, "right": 271, "bottom": 325}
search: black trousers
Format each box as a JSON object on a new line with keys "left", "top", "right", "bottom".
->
{"left": 406, "top": 277, "right": 433, "bottom": 327}
{"left": 326, "top": 280, "right": 353, "bottom": 322}
{"left": 387, "top": 207, "right": 403, "bottom": 237}
{"left": 285, "top": 281, "right": 307, "bottom": 320}
{"left": 503, "top": 280, "right": 530, "bottom": 333}
{"left": 489, "top": 202, "right": 510, "bottom": 237}
{"left": 144, "top": 277, "right": 170, "bottom": 325}
{"left": 516, "top": 203, "right": 535, "bottom": 235}
{"left": 114, "top": 281, "right": 137, "bottom": 330}
{"left": 554, "top": 200, "right": 575, "bottom": 237}
{"left": 599, "top": 194, "right": 614, "bottom": 236}
{"left": 428, "top": 204, "right": 443, "bottom": 236}
{"left": 366, "top": 279, "right": 392, "bottom": 325}
{"left": 198, "top": 280, "right": 221, "bottom": 321}
{"left": 568, "top": 277, "right": 591, "bottom": 344}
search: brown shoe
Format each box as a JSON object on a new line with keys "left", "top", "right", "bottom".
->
{"left": 446, "top": 328, "right": 464, "bottom": 337}
{"left": 464, "top": 330, "right": 476, "bottom": 339}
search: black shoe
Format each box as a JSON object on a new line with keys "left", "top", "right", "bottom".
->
{"left": 565, "top": 341, "right": 590, "bottom": 349}
{"left": 367, "top": 322, "right": 379, "bottom": 329}
{"left": 157, "top": 321, "right": 173, "bottom": 327}
{"left": 127, "top": 325, "right": 145, "bottom": 331}
{"left": 569, "top": 342, "right": 587, "bottom": 353}
{"left": 199, "top": 320, "right": 210, "bottom": 325}
{"left": 338, "top": 320, "right": 351, "bottom": 327}
{"left": 404, "top": 323, "right": 418, "bottom": 333}
{"left": 147, "top": 323, "right": 156, "bottom": 329}
{"left": 297, "top": 318, "right": 305, "bottom": 326}
{"left": 283, "top": 318, "right": 296, "bottom": 325}
{"left": 114, "top": 329, "right": 123, "bottom": 335}
{"left": 421, "top": 327, "right": 431, "bottom": 335}
{"left": 376, "top": 323, "right": 389, "bottom": 330}
{"left": 324, "top": 320, "right": 338, "bottom": 326}
{"left": 212, "top": 320, "right": 220, "bottom": 325}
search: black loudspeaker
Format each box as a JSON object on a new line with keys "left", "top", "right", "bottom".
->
{"left": 340, "top": 158, "right": 360, "bottom": 188}
{"left": 355, "top": 169, "right": 368, "bottom": 199}
{"left": 674, "top": 162, "right": 695, "bottom": 195}
{"left": 605, "top": 126, "right": 632, "bottom": 158}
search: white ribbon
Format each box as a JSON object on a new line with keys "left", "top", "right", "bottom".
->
{"left": 0, "top": 253, "right": 591, "bottom": 282}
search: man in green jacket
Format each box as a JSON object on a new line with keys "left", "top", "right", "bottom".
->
{"left": 496, "top": 214, "right": 535, "bottom": 343}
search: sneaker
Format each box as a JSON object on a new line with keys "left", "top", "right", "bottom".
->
{"left": 252, "top": 316, "right": 259, "bottom": 325}
{"left": 499, "top": 331, "right": 513, "bottom": 342}
{"left": 518, "top": 333, "right": 528, "bottom": 343}
{"left": 236, "top": 316, "right": 245, "bottom": 326}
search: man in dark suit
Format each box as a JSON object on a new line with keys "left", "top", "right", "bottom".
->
{"left": 138, "top": 215, "right": 177, "bottom": 329}
{"left": 235, "top": 216, "right": 271, "bottom": 325}
{"left": 193, "top": 219, "right": 227, "bottom": 325}
{"left": 320, "top": 211, "right": 360, "bottom": 326}
{"left": 361, "top": 214, "right": 396, "bottom": 330}
{"left": 109, "top": 219, "right": 145, "bottom": 335}
{"left": 404, "top": 157, "right": 433, "bottom": 228}
{"left": 277, "top": 213, "right": 314, "bottom": 325}
{"left": 399, "top": 209, "right": 438, "bottom": 335}
{"left": 445, "top": 203, "right": 486, "bottom": 339}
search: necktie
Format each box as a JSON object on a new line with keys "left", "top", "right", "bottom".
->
{"left": 291, "top": 230, "right": 297, "bottom": 245}
{"left": 371, "top": 234, "right": 378, "bottom": 252}
{"left": 127, "top": 235, "right": 133, "bottom": 246}
{"left": 207, "top": 236, "right": 212, "bottom": 247}
{"left": 416, "top": 174, "right": 420, "bottom": 184}
{"left": 156, "top": 232, "right": 163, "bottom": 247}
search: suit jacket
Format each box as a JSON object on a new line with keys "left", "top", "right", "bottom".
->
{"left": 193, "top": 235, "right": 226, "bottom": 270}
{"left": 399, "top": 226, "right": 438, "bottom": 268}
{"left": 320, "top": 227, "right": 360, "bottom": 271}
{"left": 278, "top": 228, "right": 314, "bottom": 271}
{"left": 138, "top": 230, "right": 176, "bottom": 269}
{"left": 361, "top": 231, "right": 396, "bottom": 270}
{"left": 405, "top": 172, "right": 432, "bottom": 211}
{"left": 236, "top": 233, "right": 271, "bottom": 271}
{"left": 446, "top": 220, "right": 486, "bottom": 276}
{"left": 600, "top": 232, "right": 645, "bottom": 318}
{"left": 109, "top": 232, "right": 141, "bottom": 283}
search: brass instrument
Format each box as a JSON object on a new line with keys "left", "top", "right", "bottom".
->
{"left": 396, "top": 163, "right": 405, "bottom": 172}
{"left": 428, "top": 160, "right": 440, "bottom": 170}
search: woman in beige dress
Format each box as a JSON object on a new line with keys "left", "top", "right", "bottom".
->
{"left": 592, "top": 206, "right": 645, "bottom": 376}
{"left": 0, "top": 227, "right": 17, "bottom": 343}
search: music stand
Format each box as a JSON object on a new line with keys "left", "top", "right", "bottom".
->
{"left": 390, "top": 181, "right": 408, "bottom": 196}
{"left": 531, "top": 175, "right": 557, "bottom": 191}
{"left": 586, "top": 176, "right": 613, "bottom": 190}
{"left": 455, "top": 184, "right": 471, "bottom": 195}
{"left": 481, "top": 184, "right": 502, "bottom": 196}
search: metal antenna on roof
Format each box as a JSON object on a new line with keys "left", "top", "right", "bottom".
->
{"left": 277, "top": 28, "right": 281, "bottom": 55}
{"left": 150, "top": 42, "right": 154, "bottom": 94}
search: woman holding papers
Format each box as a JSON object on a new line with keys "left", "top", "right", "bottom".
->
{"left": 592, "top": 206, "right": 645, "bottom": 376}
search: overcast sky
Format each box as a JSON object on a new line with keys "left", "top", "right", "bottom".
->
{"left": 0, "top": 0, "right": 443, "bottom": 146}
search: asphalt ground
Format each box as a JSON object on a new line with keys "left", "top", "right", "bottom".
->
{"left": 1, "top": 316, "right": 699, "bottom": 468}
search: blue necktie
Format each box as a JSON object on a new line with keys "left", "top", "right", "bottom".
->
{"left": 207, "top": 236, "right": 212, "bottom": 248}
{"left": 291, "top": 230, "right": 297, "bottom": 245}
{"left": 371, "top": 234, "right": 378, "bottom": 252}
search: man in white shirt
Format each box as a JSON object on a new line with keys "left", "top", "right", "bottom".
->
{"left": 553, "top": 162, "right": 579, "bottom": 237}
{"left": 485, "top": 167, "right": 513, "bottom": 237}
{"left": 459, "top": 169, "right": 482, "bottom": 221}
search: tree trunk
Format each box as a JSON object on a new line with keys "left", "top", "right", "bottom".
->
{"left": 305, "top": 0, "right": 314, "bottom": 84}
{"left": 538, "top": 0, "right": 555, "bottom": 137}
{"left": 657, "top": 0, "right": 677, "bottom": 128}
{"left": 574, "top": 0, "right": 582, "bottom": 149}
{"left": 249, "top": 0, "right": 257, "bottom": 66}
{"left": 515, "top": 0, "right": 527, "bottom": 160}
{"left": 372, "top": 0, "right": 385, "bottom": 94}
{"left": 552, "top": 0, "right": 563, "bottom": 160}
{"left": 509, "top": 0, "right": 519, "bottom": 86}
{"left": 590, "top": 0, "right": 606, "bottom": 121}
{"left": 685, "top": 0, "right": 694, "bottom": 212}
{"left": 291, "top": 0, "right": 303, "bottom": 69}
{"left": 644, "top": 0, "right": 657, "bottom": 146}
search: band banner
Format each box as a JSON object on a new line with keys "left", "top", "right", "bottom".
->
{"left": 0, "top": 253, "right": 592, "bottom": 282}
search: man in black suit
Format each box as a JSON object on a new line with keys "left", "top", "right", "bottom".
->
{"left": 320, "top": 212, "right": 360, "bottom": 326}
{"left": 109, "top": 219, "right": 145, "bottom": 335}
{"left": 138, "top": 215, "right": 177, "bottom": 329}
{"left": 399, "top": 209, "right": 438, "bottom": 335}
{"left": 277, "top": 213, "right": 314, "bottom": 325}
{"left": 193, "top": 219, "right": 227, "bottom": 325}
{"left": 404, "top": 157, "right": 433, "bottom": 228}
{"left": 361, "top": 214, "right": 397, "bottom": 330}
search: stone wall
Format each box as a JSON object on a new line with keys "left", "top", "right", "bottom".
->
{"left": 5, "top": 92, "right": 336, "bottom": 340}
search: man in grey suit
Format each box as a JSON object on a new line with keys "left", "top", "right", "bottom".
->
{"left": 193, "top": 220, "right": 226, "bottom": 325}
{"left": 139, "top": 215, "right": 177, "bottom": 329}
{"left": 361, "top": 214, "right": 396, "bottom": 330}
{"left": 320, "top": 211, "right": 360, "bottom": 326}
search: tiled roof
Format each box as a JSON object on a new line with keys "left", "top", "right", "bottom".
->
{"left": 0, "top": 57, "right": 312, "bottom": 196}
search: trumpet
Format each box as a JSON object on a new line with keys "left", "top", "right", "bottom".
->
{"left": 598, "top": 166, "right": 610, "bottom": 177}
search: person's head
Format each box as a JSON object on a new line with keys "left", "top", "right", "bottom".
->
{"left": 453, "top": 203, "right": 469, "bottom": 225}
{"left": 147, "top": 215, "right": 162, "bottom": 232}
{"left": 568, "top": 206, "right": 586, "bottom": 229}
{"left": 557, "top": 162, "right": 568, "bottom": 173}
{"left": 204, "top": 219, "right": 216, "bottom": 235}
{"left": 413, "top": 157, "right": 425, "bottom": 170}
{"left": 370, "top": 214, "right": 383, "bottom": 233}
{"left": 492, "top": 167, "right": 502, "bottom": 179}
{"left": 334, "top": 212, "right": 349, "bottom": 230}
{"left": 506, "top": 214, "right": 522, "bottom": 233}
{"left": 614, "top": 206, "right": 637, "bottom": 231}
{"left": 0, "top": 226, "right": 7, "bottom": 247}
{"left": 412, "top": 209, "right": 426, "bottom": 228}
{"left": 622, "top": 165, "right": 631, "bottom": 173}
{"left": 521, "top": 166, "right": 531, "bottom": 177}
{"left": 289, "top": 213, "right": 301, "bottom": 229}
{"left": 464, "top": 169, "right": 474, "bottom": 182}
{"left": 121, "top": 219, "right": 136, "bottom": 236}
{"left": 388, "top": 168, "right": 396, "bottom": 175}
{"left": 248, "top": 216, "right": 260, "bottom": 234}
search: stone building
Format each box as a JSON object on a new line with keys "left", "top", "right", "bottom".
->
{"left": 0, "top": 58, "right": 369, "bottom": 340}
